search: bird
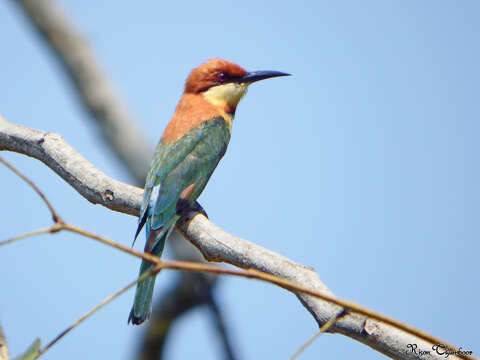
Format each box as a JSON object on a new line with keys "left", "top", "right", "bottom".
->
{"left": 128, "top": 58, "right": 289, "bottom": 325}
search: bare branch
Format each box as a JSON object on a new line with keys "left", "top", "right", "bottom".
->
{"left": 0, "top": 118, "right": 473, "bottom": 360}
{"left": 36, "top": 266, "right": 161, "bottom": 360}
{"left": 0, "top": 116, "right": 142, "bottom": 216}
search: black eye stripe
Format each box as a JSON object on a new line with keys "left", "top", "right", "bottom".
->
{"left": 212, "top": 72, "right": 244, "bottom": 87}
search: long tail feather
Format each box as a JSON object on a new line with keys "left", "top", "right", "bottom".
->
{"left": 128, "top": 223, "right": 171, "bottom": 325}
{"left": 128, "top": 261, "right": 157, "bottom": 325}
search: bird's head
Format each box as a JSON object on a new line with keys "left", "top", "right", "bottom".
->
{"left": 184, "top": 58, "right": 289, "bottom": 113}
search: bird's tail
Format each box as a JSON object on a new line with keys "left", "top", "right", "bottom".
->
{"left": 128, "top": 222, "right": 174, "bottom": 325}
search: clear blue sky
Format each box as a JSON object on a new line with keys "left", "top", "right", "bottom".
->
{"left": 1, "top": 1, "right": 478, "bottom": 359}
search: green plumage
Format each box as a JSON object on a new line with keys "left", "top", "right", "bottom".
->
{"left": 129, "top": 116, "right": 231, "bottom": 324}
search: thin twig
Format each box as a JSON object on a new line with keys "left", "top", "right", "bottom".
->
{"left": 289, "top": 310, "right": 347, "bottom": 360}
{"left": 36, "top": 265, "right": 161, "bottom": 359}
{"left": 62, "top": 223, "right": 158, "bottom": 263}
{"left": 0, "top": 156, "right": 61, "bottom": 222}
{"left": 0, "top": 226, "right": 54, "bottom": 247}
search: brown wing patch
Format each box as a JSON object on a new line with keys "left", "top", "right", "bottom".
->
{"left": 180, "top": 183, "right": 196, "bottom": 200}
{"left": 176, "top": 183, "right": 197, "bottom": 215}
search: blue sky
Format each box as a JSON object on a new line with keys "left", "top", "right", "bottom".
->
{"left": 1, "top": 1, "right": 478, "bottom": 359}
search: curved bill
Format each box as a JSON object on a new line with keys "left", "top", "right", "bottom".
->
{"left": 238, "top": 70, "right": 291, "bottom": 84}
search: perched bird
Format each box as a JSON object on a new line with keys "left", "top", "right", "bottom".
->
{"left": 129, "top": 58, "right": 289, "bottom": 325}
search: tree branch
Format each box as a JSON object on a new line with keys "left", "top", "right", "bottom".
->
{"left": 0, "top": 117, "right": 472, "bottom": 360}
{"left": 0, "top": 116, "right": 142, "bottom": 215}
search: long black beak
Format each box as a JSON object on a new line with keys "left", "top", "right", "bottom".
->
{"left": 238, "top": 70, "right": 290, "bottom": 84}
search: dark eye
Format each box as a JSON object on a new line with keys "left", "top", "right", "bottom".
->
{"left": 216, "top": 72, "right": 227, "bottom": 83}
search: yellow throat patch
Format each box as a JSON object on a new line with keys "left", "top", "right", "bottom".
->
{"left": 203, "top": 82, "right": 249, "bottom": 112}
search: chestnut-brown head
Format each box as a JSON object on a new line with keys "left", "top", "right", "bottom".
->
{"left": 184, "top": 58, "right": 290, "bottom": 111}
{"left": 185, "top": 59, "right": 247, "bottom": 93}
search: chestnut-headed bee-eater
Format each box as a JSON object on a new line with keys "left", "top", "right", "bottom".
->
{"left": 129, "top": 58, "right": 289, "bottom": 325}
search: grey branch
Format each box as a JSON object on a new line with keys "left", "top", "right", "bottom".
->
{"left": 0, "top": 116, "right": 141, "bottom": 216}
{"left": 0, "top": 118, "right": 465, "bottom": 360}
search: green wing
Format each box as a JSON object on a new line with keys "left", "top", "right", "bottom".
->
{"left": 138, "top": 116, "right": 230, "bottom": 251}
